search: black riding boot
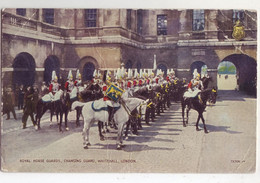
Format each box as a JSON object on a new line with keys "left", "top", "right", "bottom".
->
{"left": 107, "top": 106, "right": 115, "bottom": 127}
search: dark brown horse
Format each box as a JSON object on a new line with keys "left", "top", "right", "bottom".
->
{"left": 35, "top": 90, "right": 71, "bottom": 132}
{"left": 181, "top": 88, "right": 217, "bottom": 133}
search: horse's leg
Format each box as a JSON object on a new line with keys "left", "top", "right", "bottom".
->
{"left": 59, "top": 112, "right": 63, "bottom": 132}
{"left": 98, "top": 121, "right": 105, "bottom": 141}
{"left": 65, "top": 110, "right": 69, "bottom": 131}
{"left": 82, "top": 119, "right": 92, "bottom": 149}
{"left": 145, "top": 108, "right": 150, "bottom": 125}
{"left": 200, "top": 112, "right": 208, "bottom": 133}
{"left": 181, "top": 101, "right": 186, "bottom": 127}
{"left": 132, "top": 118, "right": 138, "bottom": 135}
{"left": 76, "top": 107, "right": 81, "bottom": 127}
{"left": 116, "top": 122, "right": 125, "bottom": 150}
{"left": 124, "top": 120, "right": 130, "bottom": 138}
{"left": 186, "top": 107, "right": 190, "bottom": 125}
{"left": 195, "top": 113, "right": 201, "bottom": 131}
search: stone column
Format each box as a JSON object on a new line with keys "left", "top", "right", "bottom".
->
{"left": 178, "top": 10, "right": 190, "bottom": 39}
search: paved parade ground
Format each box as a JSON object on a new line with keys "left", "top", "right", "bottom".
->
{"left": 1, "top": 90, "right": 256, "bottom": 173}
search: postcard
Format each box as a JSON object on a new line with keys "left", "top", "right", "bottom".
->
{"left": 0, "top": 7, "right": 257, "bottom": 175}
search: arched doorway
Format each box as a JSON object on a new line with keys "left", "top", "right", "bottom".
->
{"left": 190, "top": 61, "right": 207, "bottom": 76}
{"left": 44, "top": 55, "right": 60, "bottom": 85}
{"left": 217, "top": 61, "right": 237, "bottom": 90}
{"left": 125, "top": 60, "right": 132, "bottom": 69}
{"left": 12, "top": 52, "right": 36, "bottom": 88}
{"left": 83, "top": 62, "right": 95, "bottom": 81}
{"left": 136, "top": 61, "right": 142, "bottom": 73}
{"left": 220, "top": 54, "right": 256, "bottom": 95}
{"left": 157, "top": 63, "right": 167, "bottom": 76}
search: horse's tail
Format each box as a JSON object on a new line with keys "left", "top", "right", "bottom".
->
{"left": 71, "top": 101, "right": 85, "bottom": 110}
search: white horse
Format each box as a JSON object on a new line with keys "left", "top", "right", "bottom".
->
{"left": 72, "top": 92, "right": 148, "bottom": 150}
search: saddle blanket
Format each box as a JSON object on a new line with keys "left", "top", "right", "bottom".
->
{"left": 183, "top": 89, "right": 201, "bottom": 98}
{"left": 92, "top": 99, "right": 121, "bottom": 112}
{"left": 42, "top": 90, "right": 62, "bottom": 102}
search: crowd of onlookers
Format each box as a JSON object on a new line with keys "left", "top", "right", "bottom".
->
{"left": 2, "top": 84, "right": 40, "bottom": 129}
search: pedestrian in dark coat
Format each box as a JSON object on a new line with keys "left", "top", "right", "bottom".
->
{"left": 17, "top": 85, "right": 25, "bottom": 110}
{"left": 3, "top": 87, "right": 17, "bottom": 120}
{"left": 22, "top": 86, "right": 36, "bottom": 129}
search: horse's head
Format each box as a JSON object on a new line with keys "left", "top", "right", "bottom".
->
{"left": 208, "top": 87, "right": 217, "bottom": 104}
{"left": 60, "top": 90, "right": 70, "bottom": 105}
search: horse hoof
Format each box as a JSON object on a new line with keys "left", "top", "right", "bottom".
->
{"left": 205, "top": 130, "right": 209, "bottom": 133}
{"left": 100, "top": 136, "right": 105, "bottom": 141}
{"left": 83, "top": 145, "right": 88, "bottom": 149}
{"left": 196, "top": 128, "right": 201, "bottom": 131}
{"left": 116, "top": 145, "right": 122, "bottom": 150}
{"left": 106, "top": 129, "right": 110, "bottom": 133}
{"left": 87, "top": 142, "right": 91, "bottom": 146}
{"left": 66, "top": 127, "right": 69, "bottom": 131}
{"left": 35, "top": 126, "right": 38, "bottom": 130}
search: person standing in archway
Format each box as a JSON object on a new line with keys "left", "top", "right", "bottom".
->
{"left": 17, "top": 84, "right": 25, "bottom": 110}
{"left": 236, "top": 74, "right": 240, "bottom": 91}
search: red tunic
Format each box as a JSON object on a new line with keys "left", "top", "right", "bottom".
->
{"left": 127, "top": 81, "right": 132, "bottom": 88}
{"left": 133, "top": 80, "right": 137, "bottom": 87}
{"left": 187, "top": 81, "right": 192, "bottom": 89}
{"left": 156, "top": 78, "right": 159, "bottom": 84}
{"left": 138, "top": 80, "right": 142, "bottom": 86}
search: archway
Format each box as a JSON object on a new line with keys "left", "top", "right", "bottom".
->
{"left": 125, "top": 60, "right": 132, "bottom": 69}
{"left": 190, "top": 61, "right": 207, "bottom": 76}
{"left": 12, "top": 52, "right": 36, "bottom": 88}
{"left": 157, "top": 63, "right": 167, "bottom": 76}
{"left": 78, "top": 56, "right": 99, "bottom": 82}
{"left": 83, "top": 62, "right": 95, "bottom": 81}
{"left": 136, "top": 61, "right": 142, "bottom": 73}
{"left": 217, "top": 61, "right": 237, "bottom": 90}
{"left": 44, "top": 55, "right": 60, "bottom": 85}
{"left": 220, "top": 54, "right": 256, "bottom": 95}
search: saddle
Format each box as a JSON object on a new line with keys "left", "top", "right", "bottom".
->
{"left": 91, "top": 99, "right": 121, "bottom": 112}
{"left": 92, "top": 99, "right": 108, "bottom": 112}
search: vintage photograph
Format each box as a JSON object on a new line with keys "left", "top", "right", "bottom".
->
{"left": 0, "top": 7, "right": 257, "bottom": 173}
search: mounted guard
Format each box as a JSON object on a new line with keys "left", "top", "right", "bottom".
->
{"left": 184, "top": 72, "right": 204, "bottom": 103}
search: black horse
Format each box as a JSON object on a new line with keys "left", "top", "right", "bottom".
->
{"left": 35, "top": 90, "right": 71, "bottom": 132}
{"left": 72, "top": 83, "right": 104, "bottom": 126}
{"left": 201, "top": 76, "right": 213, "bottom": 89}
{"left": 181, "top": 88, "right": 217, "bottom": 133}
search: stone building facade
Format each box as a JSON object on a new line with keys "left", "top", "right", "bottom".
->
{"left": 1, "top": 9, "right": 257, "bottom": 93}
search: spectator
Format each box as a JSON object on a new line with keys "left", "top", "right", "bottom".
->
{"left": 22, "top": 86, "right": 36, "bottom": 129}
{"left": 17, "top": 84, "right": 25, "bottom": 110}
{"left": 3, "top": 87, "right": 17, "bottom": 120}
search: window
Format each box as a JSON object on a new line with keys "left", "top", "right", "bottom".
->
{"left": 43, "top": 9, "right": 54, "bottom": 24}
{"left": 193, "top": 10, "right": 205, "bottom": 31}
{"left": 16, "top": 9, "right": 26, "bottom": 16}
{"left": 127, "top": 9, "right": 131, "bottom": 30}
{"left": 85, "top": 9, "right": 97, "bottom": 27}
{"left": 137, "top": 9, "right": 143, "bottom": 34}
{"left": 157, "top": 15, "right": 167, "bottom": 35}
{"left": 233, "top": 10, "right": 244, "bottom": 24}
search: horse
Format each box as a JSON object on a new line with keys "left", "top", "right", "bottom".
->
{"left": 35, "top": 90, "right": 71, "bottom": 132}
{"left": 201, "top": 76, "right": 213, "bottom": 89}
{"left": 181, "top": 88, "right": 217, "bottom": 133}
{"left": 68, "top": 83, "right": 104, "bottom": 127}
{"left": 72, "top": 92, "right": 147, "bottom": 150}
